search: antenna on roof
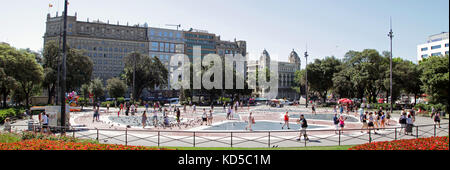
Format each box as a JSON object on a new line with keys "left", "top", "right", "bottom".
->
{"left": 166, "top": 24, "right": 181, "bottom": 31}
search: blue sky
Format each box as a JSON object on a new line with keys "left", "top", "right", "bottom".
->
{"left": 0, "top": 0, "right": 448, "bottom": 67}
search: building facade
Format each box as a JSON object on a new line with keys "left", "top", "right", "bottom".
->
{"left": 248, "top": 49, "right": 301, "bottom": 100}
{"left": 43, "top": 13, "right": 149, "bottom": 82}
{"left": 417, "top": 32, "right": 449, "bottom": 62}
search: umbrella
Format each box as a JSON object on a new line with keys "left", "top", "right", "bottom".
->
{"left": 338, "top": 98, "right": 353, "bottom": 104}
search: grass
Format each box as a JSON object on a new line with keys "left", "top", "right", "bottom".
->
{"left": 0, "top": 132, "right": 21, "bottom": 143}
{"left": 151, "top": 145, "right": 354, "bottom": 150}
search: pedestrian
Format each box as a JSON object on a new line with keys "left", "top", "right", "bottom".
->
{"left": 125, "top": 105, "right": 129, "bottom": 116}
{"left": 96, "top": 107, "right": 100, "bottom": 122}
{"left": 208, "top": 109, "right": 213, "bottom": 126}
{"left": 120, "top": 103, "right": 124, "bottom": 115}
{"left": 106, "top": 103, "right": 110, "bottom": 114}
{"left": 311, "top": 103, "right": 316, "bottom": 115}
{"left": 130, "top": 103, "right": 135, "bottom": 116}
{"left": 386, "top": 111, "right": 391, "bottom": 125}
{"left": 333, "top": 113, "right": 339, "bottom": 134}
{"left": 406, "top": 114, "right": 414, "bottom": 135}
{"left": 368, "top": 112, "right": 377, "bottom": 134}
{"left": 339, "top": 104, "right": 344, "bottom": 114}
{"left": 201, "top": 108, "right": 207, "bottom": 125}
{"left": 93, "top": 107, "right": 99, "bottom": 122}
{"left": 296, "top": 114, "right": 309, "bottom": 141}
{"left": 41, "top": 113, "right": 49, "bottom": 134}
{"left": 142, "top": 111, "right": 147, "bottom": 128}
{"left": 432, "top": 111, "right": 441, "bottom": 128}
{"left": 183, "top": 103, "right": 187, "bottom": 113}
{"left": 153, "top": 109, "right": 158, "bottom": 127}
{"left": 282, "top": 111, "right": 290, "bottom": 129}
{"left": 245, "top": 112, "right": 255, "bottom": 131}
{"left": 192, "top": 104, "right": 196, "bottom": 114}
{"left": 227, "top": 106, "right": 232, "bottom": 120}
{"left": 3, "top": 117, "right": 11, "bottom": 132}
{"left": 380, "top": 112, "right": 386, "bottom": 129}
{"left": 410, "top": 108, "right": 416, "bottom": 123}
{"left": 176, "top": 108, "right": 181, "bottom": 128}
{"left": 361, "top": 112, "right": 369, "bottom": 133}
{"left": 339, "top": 115, "right": 347, "bottom": 133}
{"left": 399, "top": 111, "right": 407, "bottom": 134}
{"left": 145, "top": 102, "right": 149, "bottom": 113}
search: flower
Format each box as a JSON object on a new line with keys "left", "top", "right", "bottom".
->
{"left": 349, "top": 137, "right": 448, "bottom": 150}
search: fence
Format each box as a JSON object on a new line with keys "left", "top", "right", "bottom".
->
{"left": 5, "top": 123, "right": 449, "bottom": 148}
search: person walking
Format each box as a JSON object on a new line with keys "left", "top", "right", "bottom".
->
{"left": 152, "top": 110, "right": 158, "bottom": 128}
{"left": 432, "top": 111, "right": 441, "bottom": 128}
{"left": 226, "top": 106, "right": 232, "bottom": 120}
{"left": 201, "top": 108, "right": 207, "bottom": 125}
{"left": 245, "top": 112, "right": 255, "bottom": 131}
{"left": 339, "top": 115, "right": 347, "bottom": 133}
{"left": 176, "top": 108, "right": 181, "bottom": 128}
{"left": 282, "top": 111, "right": 290, "bottom": 129}
{"left": 41, "top": 113, "right": 49, "bottom": 134}
{"left": 368, "top": 112, "right": 377, "bottom": 134}
{"left": 399, "top": 111, "right": 407, "bottom": 134}
{"left": 405, "top": 114, "right": 414, "bottom": 135}
{"left": 296, "top": 114, "right": 309, "bottom": 141}
{"left": 120, "top": 103, "right": 124, "bottom": 115}
{"left": 339, "top": 104, "right": 344, "bottom": 114}
{"left": 208, "top": 109, "right": 213, "bottom": 126}
{"left": 142, "top": 111, "right": 147, "bottom": 128}
{"left": 145, "top": 102, "right": 149, "bottom": 113}
{"left": 361, "top": 112, "right": 369, "bottom": 133}
{"left": 333, "top": 113, "right": 340, "bottom": 134}
{"left": 311, "top": 103, "right": 316, "bottom": 115}
{"left": 106, "top": 103, "right": 110, "bottom": 114}
{"left": 380, "top": 112, "right": 386, "bottom": 129}
{"left": 93, "top": 106, "right": 98, "bottom": 122}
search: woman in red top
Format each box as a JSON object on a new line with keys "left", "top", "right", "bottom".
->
{"left": 282, "top": 111, "right": 290, "bottom": 129}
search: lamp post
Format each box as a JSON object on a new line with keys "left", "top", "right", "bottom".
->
{"left": 304, "top": 50, "right": 308, "bottom": 108}
{"left": 388, "top": 17, "right": 394, "bottom": 115}
{"left": 60, "top": 0, "right": 68, "bottom": 134}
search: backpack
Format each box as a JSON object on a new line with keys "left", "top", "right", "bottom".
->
{"left": 334, "top": 117, "right": 339, "bottom": 124}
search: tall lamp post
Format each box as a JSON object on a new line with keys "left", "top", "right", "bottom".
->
{"left": 388, "top": 18, "right": 394, "bottom": 115}
{"left": 304, "top": 50, "right": 308, "bottom": 108}
{"left": 60, "top": 0, "right": 68, "bottom": 134}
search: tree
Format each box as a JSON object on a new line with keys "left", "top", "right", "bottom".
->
{"left": 89, "top": 78, "right": 105, "bottom": 104}
{"left": 0, "top": 43, "right": 19, "bottom": 108}
{"left": 419, "top": 55, "right": 449, "bottom": 112}
{"left": 13, "top": 49, "right": 44, "bottom": 109}
{"left": 42, "top": 41, "right": 93, "bottom": 104}
{"left": 106, "top": 77, "right": 127, "bottom": 99}
{"left": 124, "top": 53, "right": 168, "bottom": 101}
{"left": 305, "top": 56, "right": 342, "bottom": 103}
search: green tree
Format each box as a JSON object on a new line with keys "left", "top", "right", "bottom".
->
{"left": 419, "top": 55, "right": 449, "bottom": 112}
{"left": 106, "top": 77, "right": 127, "bottom": 99}
{"left": 0, "top": 43, "right": 19, "bottom": 108}
{"left": 305, "top": 56, "right": 342, "bottom": 103}
{"left": 42, "top": 41, "right": 93, "bottom": 104}
{"left": 89, "top": 78, "right": 105, "bottom": 104}
{"left": 13, "top": 49, "right": 44, "bottom": 109}
{"left": 124, "top": 53, "right": 168, "bottom": 101}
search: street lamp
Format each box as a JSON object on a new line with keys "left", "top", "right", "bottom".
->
{"left": 388, "top": 17, "right": 394, "bottom": 115}
{"left": 60, "top": 0, "right": 68, "bottom": 134}
{"left": 304, "top": 50, "right": 308, "bottom": 108}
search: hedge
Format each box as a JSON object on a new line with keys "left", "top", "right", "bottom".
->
{"left": 414, "top": 103, "right": 447, "bottom": 113}
{"left": 0, "top": 108, "right": 25, "bottom": 124}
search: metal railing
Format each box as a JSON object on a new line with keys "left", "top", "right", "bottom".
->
{"left": 4, "top": 123, "right": 449, "bottom": 148}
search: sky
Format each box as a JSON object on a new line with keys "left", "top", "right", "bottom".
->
{"left": 0, "top": 0, "right": 448, "bottom": 68}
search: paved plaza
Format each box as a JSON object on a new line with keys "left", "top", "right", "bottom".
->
{"left": 3, "top": 105, "right": 449, "bottom": 148}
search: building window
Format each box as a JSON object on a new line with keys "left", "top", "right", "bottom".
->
{"left": 431, "top": 52, "right": 441, "bottom": 56}
{"left": 445, "top": 51, "right": 449, "bottom": 55}
{"left": 421, "top": 47, "right": 428, "bottom": 51}
{"left": 159, "top": 42, "right": 164, "bottom": 51}
{"left": 151, "top": 42, "right": 158, "bottom": 51}
{"left": 431, "top": 45, "right": 441, "bottom": 50}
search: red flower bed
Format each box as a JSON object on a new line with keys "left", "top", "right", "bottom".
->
{"left": 0, "top": 139, "right": 171, "bottom": 150}
{"left": 349, "top": 136, "right": 449, "bottom": 150}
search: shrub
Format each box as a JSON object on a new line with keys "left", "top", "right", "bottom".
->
{"left": 0, "top": 108, "right": 26, "bottom": 124}
{"left": 117, "top": 97, "right": 125, "bottom": 104}
{"left": 101, "top": 101, "right": 114, "bottom": 107}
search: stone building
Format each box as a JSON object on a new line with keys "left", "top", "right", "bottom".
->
{"left": 43, "top": 13, "right": 149, "bottom": 82}
{"left": 247, "top": 49, "right": 301, "bottom": 100}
